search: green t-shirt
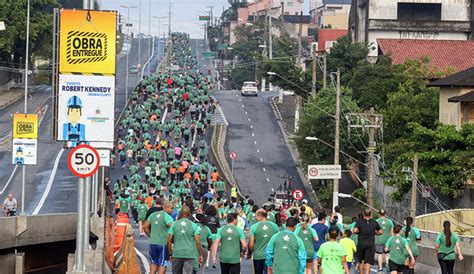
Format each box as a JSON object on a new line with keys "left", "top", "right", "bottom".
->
{"left": 295, "top": 226, "right": 318, "bottom": 259}
{"left": 216, "top": 225, "right": 245, "bottom": 264}
{"left": 346, "top": 222, "right": 358, "bottom": 245}
{"left": 197, "top": 223, "right": 212, "bottom": 249}
{"left": 169, "top": 218, "right": 199, "bottom": 259}
{"left": 250, "top": 221, "right": 279, "bottom": 260}
{"left": 137, "top": 204, "right": 149, "bottom": 221}
{"left": 118, "top": 195, "right": 131, "bottom": 213}
{"left": 402, "top": 226, "right": 421, "bottom": 256}
{"left": 147, "top": 211, "right": 174, "bottom": 245}
{"left": 317, "top": 241, "right": 347, "bottom": 274}
{"left": 436, "top": 232, "right": 460, "bottom": 261}
{"left": 375, "top": 217, "right": 394, "bottom": 244}
{"left": 266, "top": 230, "right": 306, "bottom": 274}
{"left": 386, "top": 235, "right": 409, "bottom": 265}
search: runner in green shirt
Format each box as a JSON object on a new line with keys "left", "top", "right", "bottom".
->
{"left": 401, "top": 216, "right": 422, "bottom": 273}
{"left": 385, "top": 224, "right": 415, "bottom": 274}
{"left": 212, "top": 213, "right": 247, "bottom": 272}
{"left": 435, "top": 221, "right": 464, "bottom": 274}
{"left": 375, "top": 210, "right": 394, "bottom": 272}
{"left": 317, "top": 226, "right": 350, "bottom": 274}
{"left": 248, "top": 209, "right": 279, "bottom": 274}
{"left": 193, "top": 213, "right": 213, "bottom": 273}
{"left": 266, "top": 217, "right": 306, "bottom": 274}
{"left": 137, "top": 200, "right": 149, "bottom": 236}
{"left": 167, "top": 206, "right": 203, "bottom": 273}
{"left": 295, "top": 213, "right": 319, "bottom": 274}
{"left": 143, "top": 201, "right": 174, "bottom": 273}
{"left": 118, "top": 192, "right": 131, "bottom": 214}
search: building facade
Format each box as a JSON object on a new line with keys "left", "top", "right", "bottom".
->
{"left": 311, "top": 0, "right": 351, "bottom": 29}
{"left": 349, "top": 0, "right": 473, "bottom": 58}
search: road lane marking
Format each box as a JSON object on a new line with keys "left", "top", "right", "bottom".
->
{"left": 135, "top": 247, "right": 150, "bottom": 273}
{"left": 241, "top": 104, "right": 245, "bottom": 108}
{"left": 251, "top": 133, "right": 254, "bottom": 137}
{"left": 32, "top": 148, "right": 65, "bottom": 215}
{"left": 257, "top": 149, "right": 260, "bottom": 153}
{"left": 250, "top": 125, "right": 253, "bottom": 129}
{"left": 260, "top": 158, "right": 263, "bottom": 162}
{"left": 245, "top": 111, "right": 248, "bottom": 115}
{"left": 262, "top": 167, "right": 266, "bottom": 172}
{"left": 238, "top": 99, "right": 242, "bottom": 102}
{"left": 0, "top": 165, "right": 19, "bottom": 195}
{"left": 247, "top": 118, "right": 251, "bottom": 122}
{"left": 266, "top": 178, "right": 270, "bottom": 182}
{"left": 254, "top": 141, "right": 257, "bottom": 145}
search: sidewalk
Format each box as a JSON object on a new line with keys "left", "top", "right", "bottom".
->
{"left": 0, "top": 88, "right": 24, "bottom": 110}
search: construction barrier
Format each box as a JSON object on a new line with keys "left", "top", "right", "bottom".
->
{"left": 114, "top": 224, "right": 141, "bottom": 274}
{"left": 113, "top": 213, "right": 128, "bottom": 253}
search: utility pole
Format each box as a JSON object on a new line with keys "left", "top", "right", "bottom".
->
{"left": 311, "top": 44, "right": 317, "bottom": 95}
{"left": 333, "top": 68, "right": 341, "bottom": 209}
{"left": 147, "top": 0, "right": 151, "bottom": 75}
{"left": 323, "top": 53, "right": 327, "bottom": 89}
{"left": 297, "top": 11, "right": 303, "bottom": 69}
{"left": 138, "top": 0, "right": 141, "bottom": 68}
{"left": 269, "top": 0, "right": 273, "bottom": 60}
{"left": 347, "top": 107, "right": 383, "bottom": 208}
{"left": 168, "top": 2, "right": 172, "bottom": 37}
{"left": 207, "top": 5, "right": 213, "bottom": 27}
{"left": 122, "top": 4, "right": 137, "bottom": 103}
{"left": 410, "top": 155, "right": 418, "bottom": 219}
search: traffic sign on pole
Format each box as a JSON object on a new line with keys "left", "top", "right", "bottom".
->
{"left": 229, "top": 151, "right": 237, "bottom": 160}
{"left": 68, "top": 144, "right": 100, "bottom": 178}
{"left": 292, "top": 189, "right": 304, "bottom": 201}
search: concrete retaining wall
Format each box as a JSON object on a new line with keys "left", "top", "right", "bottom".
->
{"left": 0, "top": 213, "right": 76, "bottom": 250}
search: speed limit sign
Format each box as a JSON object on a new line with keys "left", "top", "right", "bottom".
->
{"left": 68, "top": 144, "right": 100, "bottom": 178}
{"left": 292, "top": 189, "right": 304, "bottom": 201}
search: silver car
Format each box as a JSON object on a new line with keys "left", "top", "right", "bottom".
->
{"left": 241, "top": 81, "right": 258, "bottom": 96}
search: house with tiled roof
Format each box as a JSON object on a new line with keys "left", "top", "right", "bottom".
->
{"left": 377, "top": 39, "right": 474, "bottom": 73}
{"left": 427, "top": 67, "right": 474, "bottom": 127}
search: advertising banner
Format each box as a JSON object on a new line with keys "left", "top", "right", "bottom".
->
{"left": 13, "top": 113, "right": 38, "bottom": 139}
{"left": 12, "top": 139, "right": 37, "bottom": 165}
{"left": 97, "top": 149, "right": 110, "bottom": 167}
{"left": 59, "top": 9, "right": 117, "bottom": 74}
{"left": 57, "top": 74, "right": 115, "bottom": 143}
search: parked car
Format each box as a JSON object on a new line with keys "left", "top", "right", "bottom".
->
{"left": 241, "top": 81, "right": 258, "bottom": 96}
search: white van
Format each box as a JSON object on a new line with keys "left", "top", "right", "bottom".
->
{"left": 241, "top": 81, "right": 258, "bottom": 96}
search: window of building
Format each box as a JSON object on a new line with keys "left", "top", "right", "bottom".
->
{"left": 287, "top": 2, "right": 294, "bottom": 7}
{"left": 397, "top": 3, "right": 441, "bottom": 21}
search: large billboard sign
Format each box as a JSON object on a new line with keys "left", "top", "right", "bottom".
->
{"left": 59, "top": 9, "right": 117, "bottom": 74}
{"left": 57, "top": 74, "right": 115, "bottom": 143}
{"left": 12, "top": 139, "right": 37, "bottom": 165}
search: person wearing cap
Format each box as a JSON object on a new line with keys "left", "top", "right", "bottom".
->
{"left": 248, "top": 209, "right": 279, "bottom": 274}
{"left": 265, "top": 217, "right": 306, "bottom": 274}
{"left": 317, "top": 226, "right": 350, "bottom": 274}
{"left": 301, "top": 199, "right": 314, "bottom": 220}
{"left": 295, "top": 213, "right": 319, "bottom": 274}
{"left": 62, "top": 95, "right": 85, "bottom": 145}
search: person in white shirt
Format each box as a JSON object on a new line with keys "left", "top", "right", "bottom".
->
{"left": 3, "top": 193, "right": 17, "bottom": 216}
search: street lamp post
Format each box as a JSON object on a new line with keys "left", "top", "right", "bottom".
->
{"left": 121, "top": 5, "right": 138, "bottom": 103}
{"left": 154, "top": 16, "right": 166, "bottom": 64}
{"left": 138, "top": 0, "right": 142, "bottom": 69}
{"left": 267, "top": 71, "right": 282, "bottom": 103}
{"left": 21, "top": 0, "right": 30, "bottom": 217}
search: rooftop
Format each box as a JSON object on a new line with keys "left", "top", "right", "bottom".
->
{"left": 377, "top": 39, "right": 474, "bottom": 73}
{"left": 428, "top": 67, "right": 474, "bottom": 88}
{"left": 448, "top": 90, "right": 474, "bottom": 103}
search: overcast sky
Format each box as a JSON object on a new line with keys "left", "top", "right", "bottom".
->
{"left": 101, "top": 0, "right": 230, "bottom": 38}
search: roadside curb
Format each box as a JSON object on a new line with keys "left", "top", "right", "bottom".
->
{"left": 0, "top": 85, "right": 43, "bottom": 111}
{"left": 269, "top": 95, "right": 320, "bottom": 207}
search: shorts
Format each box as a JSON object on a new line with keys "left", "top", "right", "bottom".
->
{"left": 217, "top": 191, "right": 224, "bottom": 197}
{"left": 388, "top": 259, "right": 407, "bottom": 272}
{"left": 375, "top": 244, "right": 386, "bottom": 254}
{"left": 149, "top": 244, "right": 170, "bottom": 267}
{"left": 357, "top": 243, "right": 375, "bottom": 265}
{"left": 347, "top": 262, "right": 352, "bottom": 269}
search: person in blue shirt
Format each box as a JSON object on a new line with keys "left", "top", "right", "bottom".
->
{"left": 62, "top": 95, "right": 85, "bottom": 146}
{"left": 14, "top": 147, "right": 24, "bottom": 165}
{"left": 311, "top": 212, "right": 329, "bottom": 253}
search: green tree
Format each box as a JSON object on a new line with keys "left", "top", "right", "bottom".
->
{"left": 295, "top": 87, "right": 363, "bottom": 168}
{"left": 385, "top": 123, "right": 474, "bottom": 200}
{"left": 326, "top": 35, "right": 371, "bottom": 85}
{"left": 0, "top": 0, "right": 59, "bottom": 66}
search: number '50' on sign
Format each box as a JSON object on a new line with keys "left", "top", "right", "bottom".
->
{"left": 68, "top": 144, "right": 100, "bottom": 178}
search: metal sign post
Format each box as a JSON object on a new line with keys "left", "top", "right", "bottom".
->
{"left": 68, "top": 144, "right": 100, "bottom": 271}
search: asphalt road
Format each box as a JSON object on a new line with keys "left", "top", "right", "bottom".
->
{"left": 0, "top": 38, "right": 157, "bottom": 214}
{"left": 213, "top": 90, "right": 306, "bottom": 206}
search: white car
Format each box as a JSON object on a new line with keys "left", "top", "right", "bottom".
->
{"left": 241, "top": 81, "right": 258, "bottom": 96}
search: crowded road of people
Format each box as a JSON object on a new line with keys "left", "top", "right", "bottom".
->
{"left": 108, "top": 32, "right": 464, "bottom": 274}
